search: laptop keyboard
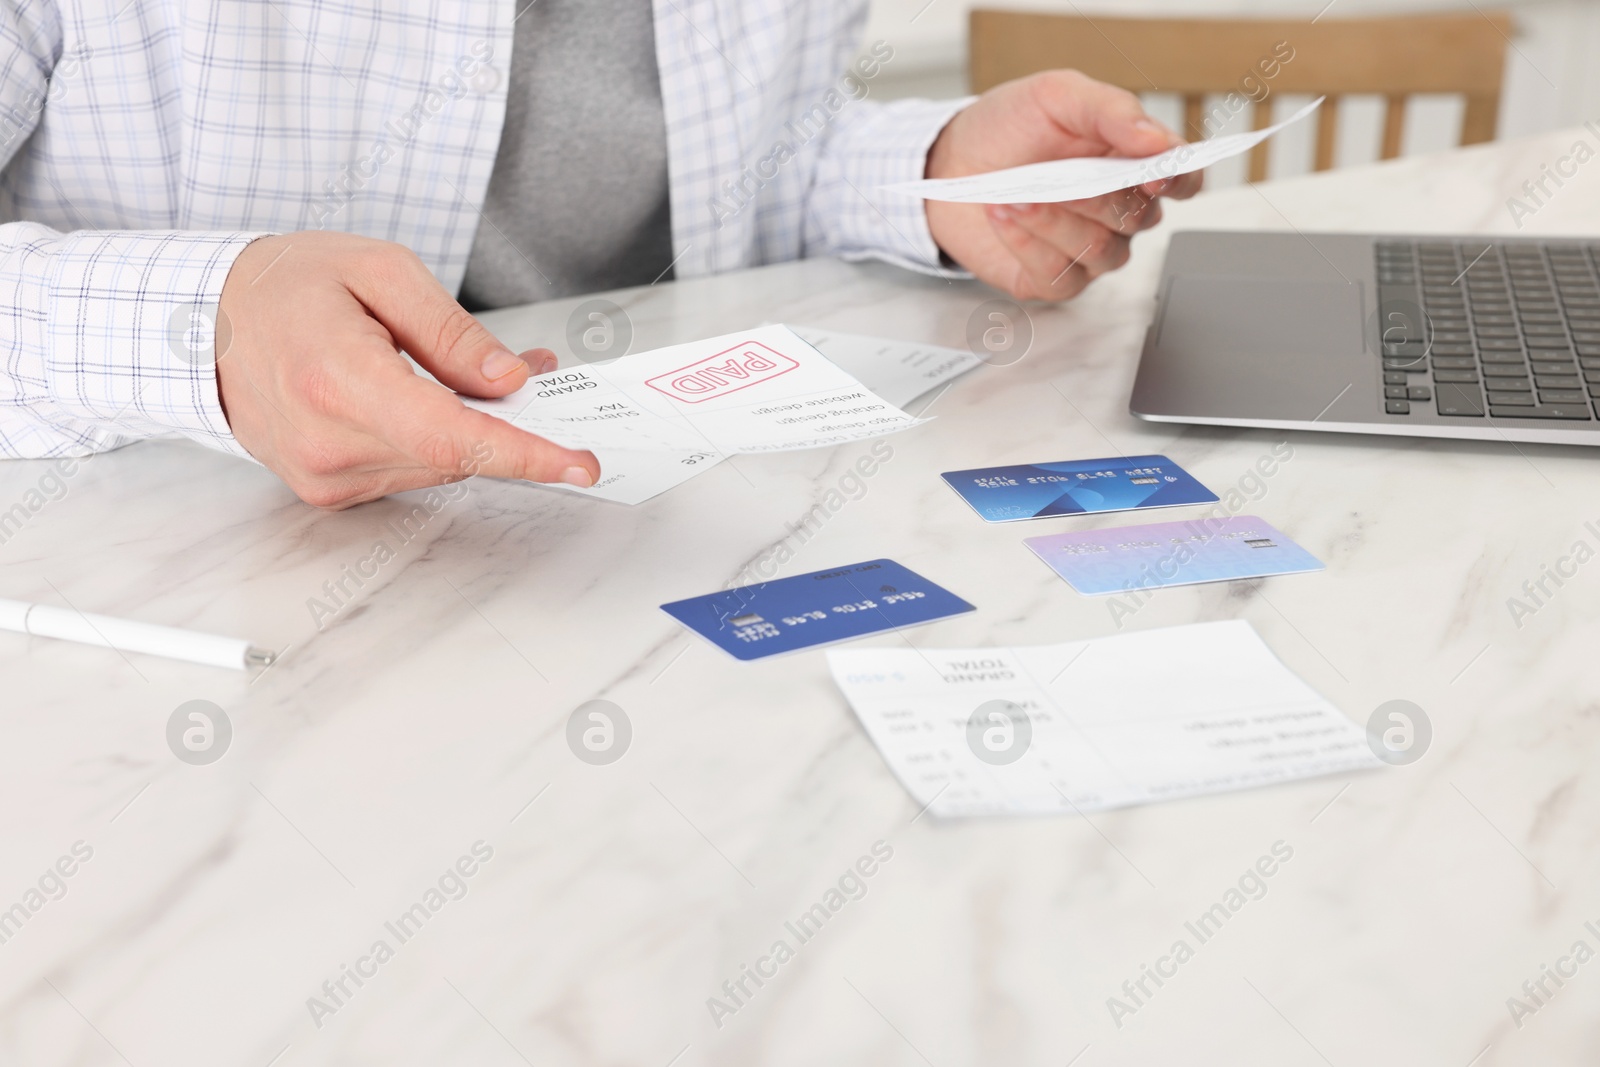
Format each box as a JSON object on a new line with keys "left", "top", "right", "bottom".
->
{"left": 1375, "top": 240, "right": 1600, "bottom": 420}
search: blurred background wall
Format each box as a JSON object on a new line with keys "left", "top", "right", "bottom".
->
{"left": 859, "top": 0, "right": 1600, "bottom": 187}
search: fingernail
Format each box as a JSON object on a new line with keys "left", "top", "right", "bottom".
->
{"left": 480, "top": 349, "right": 527, "bottom": 381}
{"left": 560, "top": 466, "right": 594, "bottom": 488}
{"left": 537, "top": 353, "right": 559, "bottom": 374}
{"left": 989, "top": 205, "right": 1012, "bottom": 223}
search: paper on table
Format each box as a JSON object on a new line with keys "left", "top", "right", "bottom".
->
{"left": 494, "top": 327, "right": 980, "bottom": 506}
{"left": 882, "top": 97, "right": 1324, "bottom": 205}
{"left": 827, "top": 619, "right": 1379, "bottom": 819}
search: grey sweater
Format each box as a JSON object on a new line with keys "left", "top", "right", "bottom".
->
{"left": 458, "top": 1, "right": 674, "bottom": 311}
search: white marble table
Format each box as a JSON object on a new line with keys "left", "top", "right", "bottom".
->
{"left": 4, "top": 126, "right": 1600, "bottom": 1067}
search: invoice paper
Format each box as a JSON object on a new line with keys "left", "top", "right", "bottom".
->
{"left": 827, "top": 619, "right": 1378, "bottom": 819}
{"left": 789, "top": 327, "right": 982, "bottom": 409}
{"left": 480, "top": 327, "right": 978, "bottom": 505}
{"left": 882, "top": 97, "right": 1323, "bottom": 205}
{"left": 467, "top": 324, "right": 921, "bottom": 456}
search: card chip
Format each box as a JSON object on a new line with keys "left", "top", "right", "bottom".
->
{"left": 1244, "top": 538, "right": 1276, "bottom": 549}
{"left": 729, "top": 613, "right": 764, "bottom": 626}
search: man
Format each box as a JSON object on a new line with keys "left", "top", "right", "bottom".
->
{"left": 0, "top": 2, "right": 1197, "bottom": 507}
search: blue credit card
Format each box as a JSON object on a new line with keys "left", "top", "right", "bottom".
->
{"left": 1024, "top": 515, "right": 1324, "bottom": 595}
{"left": 661, "top": 559, "right": 975, "bottom": 660}
{"left": 941, "top": 454, "right": 1218, "bottom": 522}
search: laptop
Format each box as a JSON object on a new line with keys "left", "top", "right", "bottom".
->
{"left": 1130, "top": 231, "right": 1600, "bottom": 445}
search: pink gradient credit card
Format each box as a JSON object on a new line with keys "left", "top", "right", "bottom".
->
{"left": 1024, "top": 516, "right": 1324, "bottom": 596}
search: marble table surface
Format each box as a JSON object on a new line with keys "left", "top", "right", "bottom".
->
{"left": 5, "top": 124, "right": 1600, "bottom": 1067}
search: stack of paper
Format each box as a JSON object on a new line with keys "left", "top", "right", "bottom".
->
{"left": 790, "top": 326, "right": 982, "bottom": 409}
{"left": 466, "top": 325, "right": 980, "bottom": 505}
{"left": 827, "top": 619, "right": 1378, "bottom": 819}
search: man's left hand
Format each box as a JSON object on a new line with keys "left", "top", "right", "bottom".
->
{"left": 925, "top": 70, "right": 1203, "bottom": 301}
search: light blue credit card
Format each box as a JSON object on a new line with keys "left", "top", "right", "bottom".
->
{"left": 1024, "top": 515, "right": 1325, "bottom": 595}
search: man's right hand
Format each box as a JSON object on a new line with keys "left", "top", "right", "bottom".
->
{"left": 214, "top": 231, "right": 600, "bottom": 509}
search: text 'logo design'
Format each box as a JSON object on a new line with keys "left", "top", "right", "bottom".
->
{"left": 644, "top": 341, "right": 798, "bottom": 404}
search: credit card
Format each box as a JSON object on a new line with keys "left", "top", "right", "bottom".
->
{"left": 1024, "top": 516, "right": 1324, "bottom": 595}
{"left": 940, "top": 454, "right": 1217, "bottom": 522}
{"left": 660, "top": 559, "right": 975, "bottom": 660}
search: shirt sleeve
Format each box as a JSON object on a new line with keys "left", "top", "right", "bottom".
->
{"left": 0, "top": 226, "right": 270, "bottom": 460}
{"left": 0, "top": 2, "right": 266, "bottom": 460}
{"left": 802, "top": 93, "right": 975, "bottom": 278}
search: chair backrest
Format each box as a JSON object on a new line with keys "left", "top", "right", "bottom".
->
{"left": 968, "top": 10, "right": 1512, "bottom": 180}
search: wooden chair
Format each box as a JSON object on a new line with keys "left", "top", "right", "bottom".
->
{"left": 968, "top": 10, "right": 1512, "bottom": 181}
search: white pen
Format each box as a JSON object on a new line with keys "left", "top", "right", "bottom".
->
{"left": 0, "top": 598, "right": 275, "bottom": 671}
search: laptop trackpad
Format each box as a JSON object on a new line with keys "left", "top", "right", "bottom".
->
{"left": 1151, "top": 275, "right": 1365, "bottom": 421}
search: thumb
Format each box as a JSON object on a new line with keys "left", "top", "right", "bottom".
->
{"left": 1038, "top": 72, "right": 1184, "bottom": 159}
{"left": 347, "top": 248, "right": 544, "bottom": 398}
{"left": 1092, "top": 93, "right": 1183, "bottom": 159}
